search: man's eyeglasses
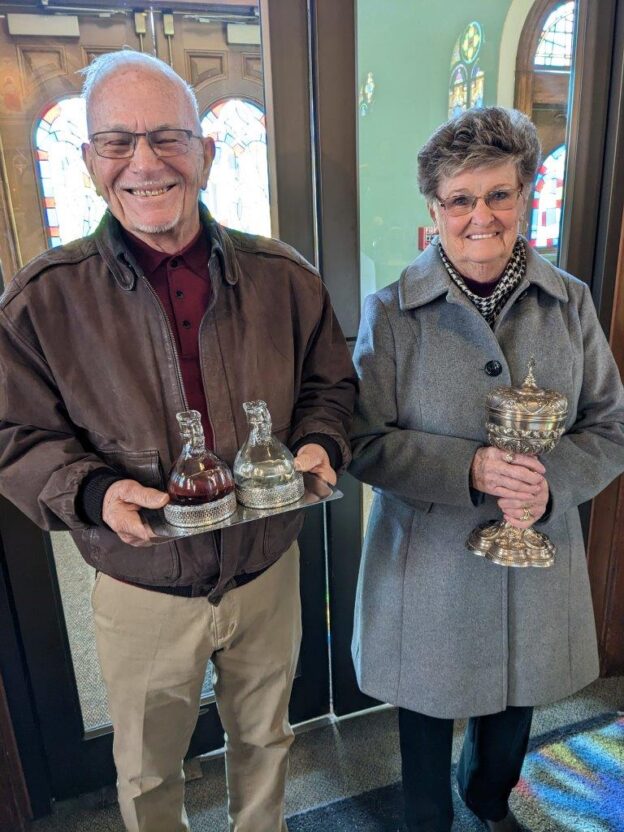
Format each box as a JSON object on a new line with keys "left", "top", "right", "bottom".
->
{"left": 89, "top": 129, "right": 202, "bottom": 159}
{"left": 436, "top": 185, "right": 523, "bottom": 217}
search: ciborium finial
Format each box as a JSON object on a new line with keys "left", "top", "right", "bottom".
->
{"left": 523, "top": 356, "right": 537, "bottom": 389}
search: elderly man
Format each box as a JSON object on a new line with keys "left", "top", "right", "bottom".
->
{"left": 0, "top": 52, "right": 355, "bottom": 832}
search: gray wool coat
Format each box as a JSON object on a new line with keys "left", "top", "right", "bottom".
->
{"left": 350, "top": 240, "right": 624, "bottom": 719}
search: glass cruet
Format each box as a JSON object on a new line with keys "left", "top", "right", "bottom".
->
{"left": 233, "top": 401, "right": 305, "bottom": 508}
{"left": 164, "top": 410, "right": 237, "bottom": 527}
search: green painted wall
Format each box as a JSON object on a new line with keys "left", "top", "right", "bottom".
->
{"left": 357, "top": 0, "right": 514, "bottom": 291}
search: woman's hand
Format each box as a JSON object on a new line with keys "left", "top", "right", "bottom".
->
{"left": 498, "top": 476, "right": 550, "bottom": 529}
{"left": 470, "top": 447, "right": 548, "bottom": 504}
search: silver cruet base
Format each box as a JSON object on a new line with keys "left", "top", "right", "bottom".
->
{"left": 164, "top": 491, "right": 237, "bottom": 528}
{"left": 236, "top": 473, "right": 305, "bottom": 509}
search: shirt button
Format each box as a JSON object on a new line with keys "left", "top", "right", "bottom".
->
{"left": 182, "top": 320, "right": 191, "bottom": 329}
{"left": 176, "top": 290, "right": 184, "bottom": 299}
{"left": 170, "top": 258, "right": 180, "bottom": 268}
{"left": 485, "top": 360, "right": 503, "bottom": 377}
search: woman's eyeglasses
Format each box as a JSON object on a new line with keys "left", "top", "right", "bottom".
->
{"left": 436, "top": 186, "right": 523, "bottom": 217}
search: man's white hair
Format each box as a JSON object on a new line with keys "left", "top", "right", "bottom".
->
{"left": 80, "top": 50, "right": 201, "bottom": 129}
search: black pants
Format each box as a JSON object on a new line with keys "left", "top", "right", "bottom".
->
{"left": 399, "top": 705, "right": 533, "bottom": 832}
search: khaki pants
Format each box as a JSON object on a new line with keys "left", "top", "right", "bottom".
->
{"left": 92, "top": 543, "right": 301, "bottom": 832}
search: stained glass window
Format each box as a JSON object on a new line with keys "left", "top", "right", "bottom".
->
{"left": 460, "top": 21, "right": 482, "bottom": 64}
{"left": 450, "top": 37, "right": 461, "bottom": 69}
{"left": 35, "top": 97, "right": 106, "bottom": 247}
{"left": 200, "top": 98, "right": 271, "bottom": 237}
{"left": 535, "top": 2, "right": 575, "bottom": 68}
{"left": 529, "top": 144, "right": 566, "bottom": 250}
{"left": 449, "top": 65, "right": 468, "bottom": 117}
{"left": 470, "top": 65, "right": 485, "bottom": 109}
{"left": 448, "top": 22, "right": 484, "bottom": 118}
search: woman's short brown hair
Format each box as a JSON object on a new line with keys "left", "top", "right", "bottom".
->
{"left": 417, "top": 107, "right": 541, "bottom": 203}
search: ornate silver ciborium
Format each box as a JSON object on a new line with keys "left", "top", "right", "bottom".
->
{"left": 466, "top": 359, "right": 568, "bottom": 568}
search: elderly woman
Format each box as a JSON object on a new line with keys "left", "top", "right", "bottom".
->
{"left": 350, "top": 107, "right": 624, "bottom": 832}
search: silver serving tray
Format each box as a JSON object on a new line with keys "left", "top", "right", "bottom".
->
{"left": 142, "top": 472, "right": 342, "bottom": 543}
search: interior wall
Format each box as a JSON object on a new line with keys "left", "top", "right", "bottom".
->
{"left": 357, "top": 0, "right": 515, "bottom": 290}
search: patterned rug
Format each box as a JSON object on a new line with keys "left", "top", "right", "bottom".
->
{"left": 286, "top": 714, "right": 624, "bottom": 831}
{"left": 516, "top": 714, "right": 624, "bottom": 832}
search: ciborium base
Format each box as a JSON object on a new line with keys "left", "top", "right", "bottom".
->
{"left": 466, "top": 520, "right": 555, "bottom": 568}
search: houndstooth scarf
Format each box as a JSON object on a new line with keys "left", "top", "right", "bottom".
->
{"left": 437, "top": 236, "right": 527, "bottom": 327}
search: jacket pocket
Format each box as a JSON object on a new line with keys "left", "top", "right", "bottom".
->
{"left": 73, "top": 525, "right": 181, "bottom": 583}
{"left": 95, "top": 448, "right": 165, "bottom": 489}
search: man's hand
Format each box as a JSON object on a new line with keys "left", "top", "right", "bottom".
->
{"left": 102, "top": 479, "right": 169, "bottom": 547}
{"left": 470, "top": 447, "right": 548, "bottom": 529}
{"left": 294, "top": 443, "right": 337, "bottom": 485}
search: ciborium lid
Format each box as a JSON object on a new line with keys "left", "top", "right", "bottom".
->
{"left": 486, "top": 358, "right": 568, "bottom": 421}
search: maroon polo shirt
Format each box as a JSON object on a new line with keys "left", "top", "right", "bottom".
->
{"left": 124, "top": 228, "right": 214, "bottom": 448}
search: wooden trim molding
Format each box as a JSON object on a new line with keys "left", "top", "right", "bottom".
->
{"left": 0, "top": 672, "right": 31, "bottom": 831}
{"left": 587, "top": 203, "right": 624, "bottom": 675}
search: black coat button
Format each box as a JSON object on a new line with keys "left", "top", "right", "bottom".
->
{"left": 485, "top": 360, "right": 502, "bottom": 377}
{"left": 182, "top": 320, "right": 191, "bottom": 329}
{"left": 176, "top": 290, "right": 184, "bottom": 299}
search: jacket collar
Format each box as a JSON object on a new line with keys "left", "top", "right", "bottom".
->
{"left": 94, "top": 203, "right": 242, "bottom": 291}
{"left": 398, "top": 237, "right": 569, "bottom": 311}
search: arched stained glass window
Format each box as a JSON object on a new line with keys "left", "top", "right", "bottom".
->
{"left": 535, "top": 2, "right": 575, "bottom": 68}
{"left": 448, "top": 22, "right": 484, "bottom": 118}
{"left": 35, "top": 97, "right": 106, "bottom": 247}
{"left": 529, "top": 144, "right": 566, "bottom": 250}
{"left": 200, "top": 98, "right": 271, "bottom": 237}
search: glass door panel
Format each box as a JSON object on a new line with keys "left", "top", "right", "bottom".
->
{"left": 356, "top": 1, "right": 579, "bottom": 535}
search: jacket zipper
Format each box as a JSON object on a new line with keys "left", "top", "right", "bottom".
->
{"left": 197, "top": 311, "right": 218, "bottom": 455}
{"left": 197, "top": 306, "right": 222, "bottom": 574}
{"left": 142, "top": 276, "right": 221, "bottom": 578}
{"left": 143, "top": 278, "right": 217, "bottom": 450}
{"left": 142, "top": 277, "right": 189, "bottom": 413}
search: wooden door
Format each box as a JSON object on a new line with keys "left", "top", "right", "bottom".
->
{"left": 587, "top": 209, "right": 624, "bottom": 676}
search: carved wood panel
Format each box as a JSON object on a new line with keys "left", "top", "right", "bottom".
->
{"left": 163, "top": 13, "right": 263, "bottom": 113}
{"left": 186, "top": 51, "right": 227, "bottom": 87}
{"left": 16, "top": 45, "right": 68, "bottom": 89}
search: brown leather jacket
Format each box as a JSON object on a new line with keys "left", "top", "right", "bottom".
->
{"left": 0, "top": 209, "right": 355, "bottom": 601}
